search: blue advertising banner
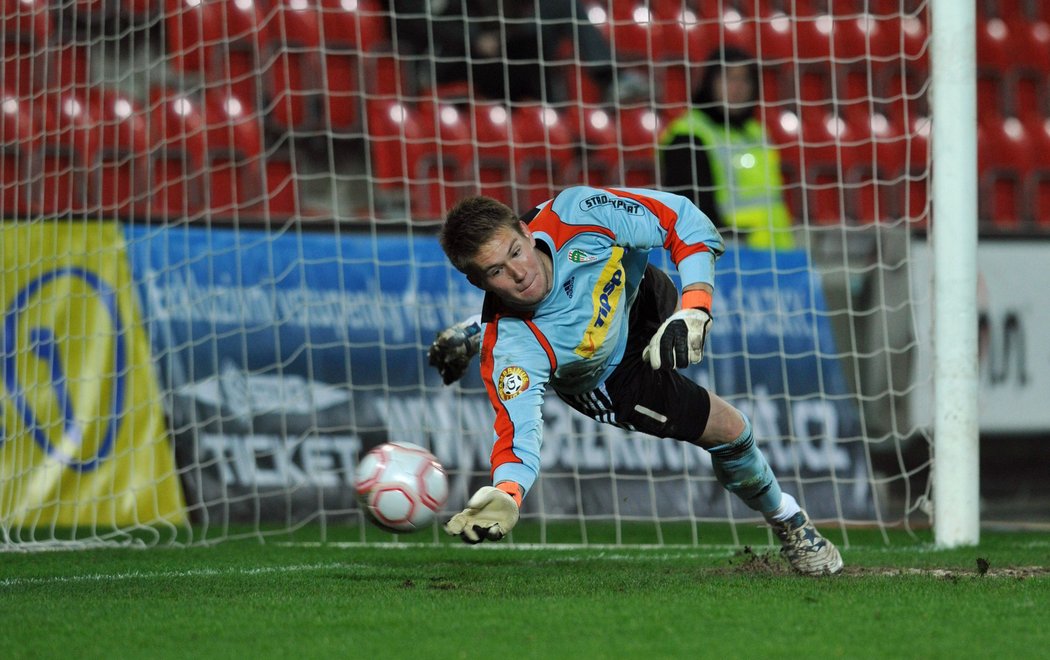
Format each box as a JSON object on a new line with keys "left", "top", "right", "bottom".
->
{"left": 124, "top": 224, "right": 871, "bottom": 522}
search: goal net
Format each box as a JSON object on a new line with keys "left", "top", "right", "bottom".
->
{"left": 1, "top": 0, "right": 936, "bottom": 549}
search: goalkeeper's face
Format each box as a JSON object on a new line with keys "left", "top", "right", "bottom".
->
{"left": 468, "top": 222, "right": 553, "bottom": 309}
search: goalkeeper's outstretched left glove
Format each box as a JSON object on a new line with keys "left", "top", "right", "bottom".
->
{"left": 643, "top": 307, "right": 712, "bottom": 370}
{"left": 444, "top": 484, "right": 521, "bottom": 544}
{"left": 427, "top": 316, "right": 483, "bottom": 385}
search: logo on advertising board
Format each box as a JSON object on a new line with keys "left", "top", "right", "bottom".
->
{"left": 179, "top": 360, "right": 352, "bottom": 424}
{"left": 0, "top": 222, "right": 185, "bottom": 527}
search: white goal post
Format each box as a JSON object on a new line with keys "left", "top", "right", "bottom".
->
{"left": 930, "top": 0, "right": 979, "bottom": 548}
{"left": 0, "top": 0, "right": 979, "bottom": 549}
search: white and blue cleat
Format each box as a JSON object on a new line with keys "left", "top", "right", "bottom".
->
{"left": 772, "top": 510, "right": 844, "bottom": 576}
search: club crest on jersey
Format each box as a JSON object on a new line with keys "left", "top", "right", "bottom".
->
{"left": 497, "top": 366, "right": 530, "bottom": 401}
{"left": 578, "top": 194, "right": 643, "bottom": 215}
{"left": 568, "top": 249, "right": 597, "bottom": 263}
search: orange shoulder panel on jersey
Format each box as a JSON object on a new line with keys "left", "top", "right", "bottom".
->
{"left": 530, "top": 203, "right": 615, "bottom": 251}
{"left": 604, "top": 187, "right": 710, "bottom": 266}
{"left": 481, "top": 315, "right": 523, "bottom": 470}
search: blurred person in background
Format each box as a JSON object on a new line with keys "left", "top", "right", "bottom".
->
{"left": 660, "top": 46, "right": 796, "bottom": 251}
{"left": 389, "top": 0, "right": 646, "bottom": 104}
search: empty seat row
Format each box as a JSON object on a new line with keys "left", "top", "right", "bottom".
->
{"left": 365, "top": 97, "right": 939, "bottom": 225}
{"left": 0, "top": 84, "right": 927, "bottom": 224}
{"left": 5, "top": 84, "right": 1044, "bottom": 230}
{"left": 0, "top": 85, "right": 304, "bottom": 219}
{"left": 977, "top": 116, "right": 1050, "bottom": 229}
{"left": 367, "top": 100, "right": 673, "bottom": 218}
{"left": 8, "top": 0, "right": 1048, "bottom": 133}
{"left": 596, "top": 3, "right": 929, "bottom": 65}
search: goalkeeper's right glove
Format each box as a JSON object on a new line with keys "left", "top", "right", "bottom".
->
{"left": 444, "top": 483, "right": 521, "bottom": 544}
{"left": 427, "top": 316, "right": 483, "bottom": 385}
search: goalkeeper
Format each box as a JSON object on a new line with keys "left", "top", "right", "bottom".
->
{"left": 431, "top": 186, "right": 842, "bottom": 576}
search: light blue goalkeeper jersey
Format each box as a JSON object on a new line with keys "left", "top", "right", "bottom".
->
{"left": 478, "top": 186, "right": 725, "bottom": 495}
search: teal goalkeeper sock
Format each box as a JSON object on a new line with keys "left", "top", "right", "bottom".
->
{"left": 708, "top": 414, "right": 784, "bottom": 515}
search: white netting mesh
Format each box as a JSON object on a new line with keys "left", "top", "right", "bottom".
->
{"left": 2, "top": 0, "right": 1003, "bottom": 549}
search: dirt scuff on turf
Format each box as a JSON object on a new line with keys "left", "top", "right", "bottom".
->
{"left": 839, "top": 565, "right": 1050, "bottom": 579}
{"left": 722, "top": 547, "right": 1049, "bottom": 579}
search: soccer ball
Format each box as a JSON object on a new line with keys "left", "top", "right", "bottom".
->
{"left": 354, "top": 441, "right": 449, "bottom": 533}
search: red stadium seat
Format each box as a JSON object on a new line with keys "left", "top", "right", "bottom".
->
{"left": 1024, "top": 117, "right": 1050, "bottom": 229}
{"left": 654, "top": 10, "right": 728, "bottom": 114}
{"left": 365, "top": 98, "right": 426, "bottom": 212}
{"left": 1007, "top": 19, "right": 1050, "bottom": 123}
{"left": 2, "top": 0, "right": 53, "bottom": 97}
{"left": 978, "top": 117, "right": 1034, "bottom": 229}
{"left": 412, "top": 100, "right": 475, "bottom": 220}
{"left": 203, "top": 89, "right": 265, "bottom": 214}
{"left": 653, "top": 4, "right": 718, "bottom": 62}
{"left": 264, "top": 0, "right": 323, "bottom": 131}
{"left": 35, "top": 91, "right": 103, "bottom": 215}
{"left": 755, "top": 8, "right": 793, "bottom": 63}
{"left": 777, "top": 108, "right": 907, "bottom": 226}
{"left": 122, "top": 0, "right": 157, "bottom": 21}
{"left": 982, "top": 0, "right": 1031, "bottom": 20}
{"left": 717, "top": 3, "right": 760, "bottom": 55}
{"left": 0, "top": 90, "right": 41, "bottom": 216}
{"left": 894, "top": 116, "right": 930, "bottom": 229}
{"left": 977, "top": 17, "right": 1013, "bottom": 76}
{"left": 603, "top": 1, "right": 661, "bottom": 61}
{"left": 16, "top": 87, "right": 145, "bottom": 218}
{"left": 317, "top": 0, "right": 387, "bottom": 131}
{"left": 470, "top": 102, "right": 515, "bottom": 204}
{"left": 165, "top": 0, "right": 211, "bottom": 73}
{"left": 863, "top": 0, "right": 927, "bottom": 18}
{"left": 72, "top": 87, "right": 151, "bottom": 217}
{"left": 261, "top": 143, "right": 300, "bottom": 218}
{"left": 88, "top": 87, "right": 267, "bottom": 219}
{"left": 615, "top": 106, "right": 663, "bottom": 189}
{"left": 50, "top": 43, "right": 93, "bottom": 92}
{"left": 165, "top": 0, "right": 269, "bottom": 103}
{"left": 511, "top": 104, "right": 577, "bottom": 209}
{"left": 795, "top": 111, "right": 852, "bottom": 225}
{"left": 71, "top": 0, "right": 116, "bottom": 21}
{"left": 148, "top": 88, "right": 208, "bottom": 218}
{"left": 877, "top": 60, "right": 929, "bottom": 128}
{"left": 843, "top": 113, "right": 907, "bottom": 223}
{"left": 793, "top": 12, "right": 834, "bottom": 62}
{"left": 763, "top": 106, "right": 813, "bottom": 221}
{"left": 261, "top": 0, "right": 386, "bottom": 132}
{"left": 566, "top": 106, "right": 620, "bottom": 187}
{"left": 833, "top": 13, "right": 900, "bottom": 62}
{"left": 1, "top": 0, "right": 52, "bottom": 44}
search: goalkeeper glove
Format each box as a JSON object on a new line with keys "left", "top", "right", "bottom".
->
{"left": 642, "top": 307, "right": 712, "bottom": 370}
{"left": 444, "top": 484, "right": 521, "bottom": 544}
{"left": 427, "top": 316, "right": 483, "bottom": 385}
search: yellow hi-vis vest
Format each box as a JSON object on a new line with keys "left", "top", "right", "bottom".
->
{"left": 661, "top": 110, "right": 795, "bottom": 250}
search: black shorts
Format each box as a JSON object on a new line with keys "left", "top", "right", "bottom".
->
{"left": 557, "top": 264, "right": 712, "bottom": 442}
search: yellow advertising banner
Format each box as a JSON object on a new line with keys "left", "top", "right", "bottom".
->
{"left": 1, "top": 222, "right": 186, "bottom": 527}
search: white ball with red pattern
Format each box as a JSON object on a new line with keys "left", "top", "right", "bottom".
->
{"left": 354, "top": 441, "right": 449, "bottom": 533}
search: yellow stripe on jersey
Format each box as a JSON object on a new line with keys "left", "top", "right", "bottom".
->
{"left": 574, "top": 246, "right": 626, "bottom": 359}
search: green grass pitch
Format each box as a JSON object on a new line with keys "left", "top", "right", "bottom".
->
{"left": 2, "top": 525, "right": 1048, "bottom": 658}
